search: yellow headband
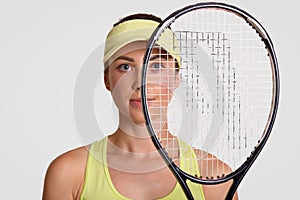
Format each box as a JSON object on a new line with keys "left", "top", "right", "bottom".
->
{"left": 103, "top": 19, "right": 181, "bottom": 67}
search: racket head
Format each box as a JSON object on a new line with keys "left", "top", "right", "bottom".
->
{"left": 141, "top": 2, "right": 279, "bottom": 184}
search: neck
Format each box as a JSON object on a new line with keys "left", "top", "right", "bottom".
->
{"left": 107, "top": 128, "right": 171, "bottom": 173}
{"left": 118, "top": 114, "right": 149, "bottom": 140}
{"left": 113, "top": 111, "right": 171, "bottom": 153}
{"left": 108, "top": 128, "right": 156, "bottom": 153}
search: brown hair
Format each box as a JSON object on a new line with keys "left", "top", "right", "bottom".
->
{"left": 113, "top": 13, "right": 163, "bottom": 27}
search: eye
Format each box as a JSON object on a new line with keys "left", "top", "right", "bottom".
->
{"left": 118, "top": 64, "right": 132, "bottom": 72}
{"left": 150, "top": 63, "right": 164, "bottom": 71}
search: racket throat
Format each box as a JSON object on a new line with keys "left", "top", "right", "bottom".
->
{"left": 168, "top": 163, "right": 195, "bottom": 200}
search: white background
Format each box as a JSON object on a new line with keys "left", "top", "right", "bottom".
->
{"left": 0, "top": 0, "right": 298, "bottom": 199}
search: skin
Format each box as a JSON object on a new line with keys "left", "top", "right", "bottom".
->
{"left": 42, "top": 42, "right": 238, "bottom": 200}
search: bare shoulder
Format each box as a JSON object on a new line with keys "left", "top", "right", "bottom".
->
{"left": 42, "top": 145, "right": 90, "bottom": 200}
{"left": 193, "top": 148, "right": 238, "bottom": 200}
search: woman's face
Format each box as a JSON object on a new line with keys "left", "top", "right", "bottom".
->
{"left": 104, "top": 42, "right": 179, "bottom": 127}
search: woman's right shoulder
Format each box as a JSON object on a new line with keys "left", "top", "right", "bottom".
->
{"left": 52, "top": 145, "right": 90, "bottom": 167}
{"left": 42, "top": 145, "right": 90, "bottom": 200}
{"left": 47, "top": 145, "right": 91, "bottom": 182}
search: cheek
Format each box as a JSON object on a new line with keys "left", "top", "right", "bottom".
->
{"left": 147, "top": 71, "right": 179, "bottom": 90}
{"left": 148, "top": 84, "right": 174, "bottom": 103}
{"left": 109, "top": 73, "right": 128, "bottom": 91}
{"left": 109, "top": 73, "right": 134, "bottom": 100}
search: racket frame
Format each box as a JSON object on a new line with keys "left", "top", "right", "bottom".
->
{"left": 141, "top": 2, "right": 280, "bottom": 199}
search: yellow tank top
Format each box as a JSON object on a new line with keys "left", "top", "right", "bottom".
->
{"left": 80, "top": 137, "right": 205, "bottom": 200}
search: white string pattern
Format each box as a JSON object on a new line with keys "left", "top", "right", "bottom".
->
{"left": 145, "top": 9, "right": 274, "bottom": 180}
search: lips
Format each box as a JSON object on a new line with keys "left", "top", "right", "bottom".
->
{"left": 130, "top": 97, "right": 155, "bottom": 107}
{"left": 129, "top": 98, "right": 142, "bottom": 107}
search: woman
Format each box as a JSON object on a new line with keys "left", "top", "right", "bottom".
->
{"left": 42, "top": 13, "right": 238, "bottom": 200}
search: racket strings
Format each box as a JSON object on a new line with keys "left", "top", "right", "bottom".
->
{"left": 145, "top": 9, "right": 274, "bottom": 180}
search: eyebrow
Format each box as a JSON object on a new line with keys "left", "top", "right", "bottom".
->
{"left": 150, "top": 54, "right": 169, "bottom": 61}
{"left": 114, "top": 54, "right": 170, "bottom": 63}
{"left": 114, "top": 56, "right": 135, "bottom": 62}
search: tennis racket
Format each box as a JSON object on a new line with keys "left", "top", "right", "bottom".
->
{"left": 141, "top": 2, "right": 279, "bottom": 200}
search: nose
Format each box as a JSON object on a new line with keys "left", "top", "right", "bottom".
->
{"left": 132, "top": 66, "right": 142, "bottom": 90}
